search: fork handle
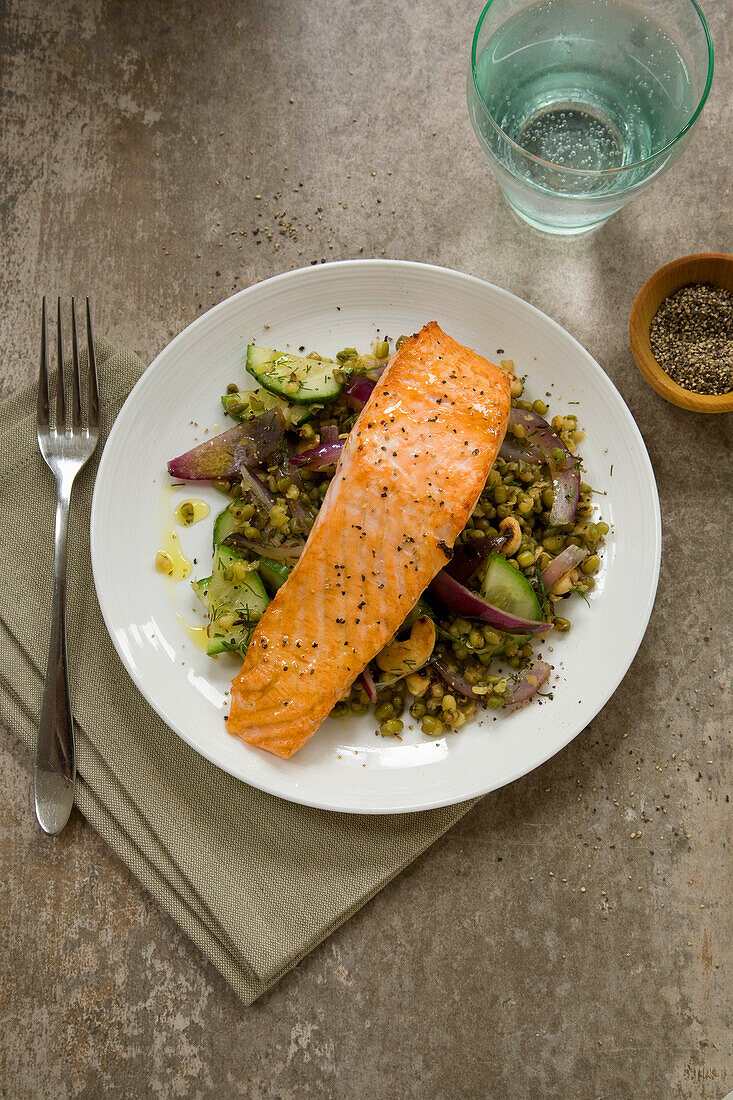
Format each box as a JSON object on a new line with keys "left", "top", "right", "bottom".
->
{"left": 34, "top": 482, "right": 76, "bottom": 835}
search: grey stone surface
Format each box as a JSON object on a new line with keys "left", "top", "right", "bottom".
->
{"left": 1, "top": 1, "right": 731, "bottom": 1097}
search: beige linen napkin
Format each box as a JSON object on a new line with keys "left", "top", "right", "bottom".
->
{"left": 0, "top": 339, "right": 476, "bottom": 1002}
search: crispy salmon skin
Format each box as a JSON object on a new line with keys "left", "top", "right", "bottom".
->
{"left": 228, "top": 322, "right": 511, "bottom": 757}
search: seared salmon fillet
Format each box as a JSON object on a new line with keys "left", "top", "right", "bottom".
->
{"left": 228, "top": 322, "right": 511, "bottom": 757}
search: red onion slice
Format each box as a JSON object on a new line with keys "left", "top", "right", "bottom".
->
{"left": 429, "top": 571, "right": 551, "bottom": 636}
{"left": 288, "top": 498, "right": 314, "bottom": 534}
{"left": 446, "top": 535, "right": 508, "bottom": 585}
{"left": 550, "top": 469, "right": 581, "bottom": 526}
{"left": 540, "top": 544, "right": 588, "bottom": 591}
{"left": 505, "top": 661, "right": 552, "bottom": 705}
{"left": 222, "top": 534, "right": 304, "bottom": 562}
{"left": 359, "top": 667, "right": 377, "bottom": 703}
{"left": 345, "top": 376, "right": 376, "bottom": 411}
{"left": 499, "top": 436, "right": 543, "bottom": 465}
{"left": 291, "top": 438, "right": 345, "bottom": 469}
{"left": 239, "top": 466, "right": 274, "bottom": 514}
{"left": 167, "top": 409, "right": 285, "bottom": 481}
{"left": 429, "top": 658, "right": 477, "bottom": 700}
{"left": 508, "top": 409, "right": 580, "bottom": 525}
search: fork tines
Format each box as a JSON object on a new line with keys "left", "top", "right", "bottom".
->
{"left": 38, "top": 297, "right": 99, "bottom": 435}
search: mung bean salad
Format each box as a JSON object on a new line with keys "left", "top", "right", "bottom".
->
{"left": 167, "top": 336, "right": 608, "bottom": 739}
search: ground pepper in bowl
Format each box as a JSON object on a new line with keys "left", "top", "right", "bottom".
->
{"left": 648, "top": 283, "right": 733, "bottom": 395}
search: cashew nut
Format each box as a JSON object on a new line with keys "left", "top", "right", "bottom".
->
{"left": 375, "top": 616, "right": 436, "bottom": 678}
{"left": 549, "top": 567, "right": 580, "bottom": 597}
{"left": 499, "top": 516, "right": 522, "bottom": 556}
{"left": 405, "top": 672, "right": 431, "bottom": 698}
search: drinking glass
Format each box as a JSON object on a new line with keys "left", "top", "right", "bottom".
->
{"left": 467, "top": 0, "right": 713, "bottom": 234}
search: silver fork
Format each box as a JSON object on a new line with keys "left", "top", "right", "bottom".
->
{"left": 35, "top": 297, "right": 100, "bottom": 835}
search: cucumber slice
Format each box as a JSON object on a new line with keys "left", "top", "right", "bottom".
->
{"left": 191, "top": 575, "right": 232, "bottom": 654}
{"left": 191, "top": 576, "right": 211, "bottom": 606}
{"left": 246, "top": 345, "right": 347, "bottom": 405}
{"left": 222, "top": 387, "right": 311, "bottom": 427}
{"left": 212, "top": 503, "right": 241, "bottom": 548}
{"left": 481, "top": 553, "right": 543, "bottom": 645}
{"left": 257, "top": 556, "right": 291, "bottom": 594}
{"left": 206, "top": 630, "right": 253, "bottom": 657}
{"left": 481, "top": 554, "right": 543, "bottom": 621}
{"left": 206, "top": 545, "right": 269, "bottom": 656}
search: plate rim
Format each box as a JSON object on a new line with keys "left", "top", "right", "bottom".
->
{"left": 90, "top": 259, "right": 661, "bottom": 813}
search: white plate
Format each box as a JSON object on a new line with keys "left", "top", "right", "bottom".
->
{"left": 91, "top": 260, "right": 660, "bottom": 814}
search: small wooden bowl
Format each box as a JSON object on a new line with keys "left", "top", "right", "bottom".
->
{"left": 629, "top": 252, "right": 733, "bottom": 413}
